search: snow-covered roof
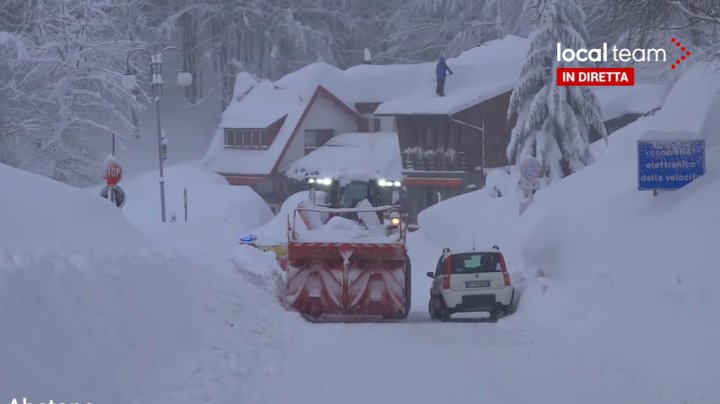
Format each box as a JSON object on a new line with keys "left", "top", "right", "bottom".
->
{"left": 219, "top": 61, "right": 429, "bottom": 131}
{"left": 206, "top": 60, "right": 426, "bottom": 175}
{"left": 284, "top": 132, "right": 402, "bottom": 181}
{"left": 594, "top": 84, "right": 669, "bottom": 122}
{"left": 375, "top": 35, "right": 530, "bottom": 115}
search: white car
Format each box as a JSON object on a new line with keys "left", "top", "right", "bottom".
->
{"left": 426, "top": 246, "right": 515, "bottom": 322}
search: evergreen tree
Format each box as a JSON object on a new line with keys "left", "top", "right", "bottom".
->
{"left": 506, "top": 0, "right": 607, "bottom": 183}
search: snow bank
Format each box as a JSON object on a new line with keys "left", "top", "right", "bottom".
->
{"left": 104, "top": 162, "right": 272, "bottom": 238}
{"left": 593, "top": 84, "right": 668, "bottom": 121}
{"left": 413, "top": 61, "right": 720, "bottom": 402}
{"left": 418, "top": 187, "right": 524, "bottom": 271}
{"left": 0, "top": 163, "right": 145, "bottom": 251}
{"left": 284, "top": 132, "right": 402, "bottom": 181}
{"left": 1, "top": 162, "right": 294, "bottom": 403}
{"left": 0, "top": 163, "right": 204, "bottom": 402}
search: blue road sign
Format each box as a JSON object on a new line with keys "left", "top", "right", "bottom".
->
{"left": 637, "top": 139, "right": 705, "bottom": 191}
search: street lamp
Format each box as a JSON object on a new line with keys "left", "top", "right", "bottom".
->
{"left": 122, "top": 45, "right": 192, "bottom": 223}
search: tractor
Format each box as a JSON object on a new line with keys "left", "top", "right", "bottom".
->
{"left": 285, "top": 175, "right": 411, "bottom": 321}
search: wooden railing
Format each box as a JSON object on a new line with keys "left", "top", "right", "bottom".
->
{"left": 401, "top": 147, "right": 470, "bottom": 172}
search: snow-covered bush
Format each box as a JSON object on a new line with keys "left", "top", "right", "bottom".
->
{"left": 485, "top": 168, "right": 511, "bottom": 198}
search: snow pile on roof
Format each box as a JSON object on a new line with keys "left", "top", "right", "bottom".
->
{"left": 284, "top": 132, "right": 402, "bottom": 181}
{"left": 375, "top": 35, "right": 530, "bottom": 115}
{"left": 232, "top": 71, "right": 259, "bottom": 102}
{"left": 594, "top": 84, "right": 669, "bottom": 121}
{"left": 414, "top": 62, "right": 720, "bottom": 402}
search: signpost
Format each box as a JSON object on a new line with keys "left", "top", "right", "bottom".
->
{"left": 637, "top": 139, "right": 705, "bottom": 194}
{"left": 104, "top": 159, "right": 122, "bottom": 186}
{"left": 100, "top": 185, "right": 126, "bottom": 208}
{"left": 101, "top": 156, "right": 126, "bottom": 208}
{"left": 519, "top": 157, "right": 544, "bottom": 215}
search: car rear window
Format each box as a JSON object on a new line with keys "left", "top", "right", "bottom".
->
{"left": 450, "top": 253, "right": 502, "bottom": 274}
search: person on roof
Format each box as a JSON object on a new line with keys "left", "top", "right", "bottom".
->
{"left": 435, "top": 56, "right": 453, "bottom": 97}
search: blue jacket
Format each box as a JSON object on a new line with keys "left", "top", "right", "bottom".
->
{"left": 436, "top": 57, "right": 453, "bottom": 80}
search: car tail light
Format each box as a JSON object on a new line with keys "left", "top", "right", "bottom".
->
{"left": 498, "top": 254, "right": 511, "bottom": 286}
{"left": 443, "top": 256, "right": 452, "bottom": 289}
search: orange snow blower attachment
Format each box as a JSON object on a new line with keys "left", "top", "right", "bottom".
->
{"left": 286, "top": 204, "right": 411, "bottom": 322}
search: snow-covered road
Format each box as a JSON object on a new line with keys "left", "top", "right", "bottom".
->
{"left": 271, "top": 317, "right": 537, "bottom": 404}
{"left": 266, "top": 232, "right": 539, "bottom": 404}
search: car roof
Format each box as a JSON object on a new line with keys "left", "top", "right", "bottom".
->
{"left": 442, "top": 248, "right": 502, "bottom": 256}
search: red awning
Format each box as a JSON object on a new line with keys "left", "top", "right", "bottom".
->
{"left": 221, "top": 174, "right": 266, "bottom": 185}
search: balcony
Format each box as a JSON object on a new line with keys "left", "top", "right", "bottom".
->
{"left": 401, "top": 146, "right": 471, "bottom": 172}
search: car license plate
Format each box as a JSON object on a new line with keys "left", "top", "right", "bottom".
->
{"left": 466, "top": 280, "right": 490, "bottom": 288}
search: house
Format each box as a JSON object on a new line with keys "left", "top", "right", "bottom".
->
{"left": 204, "top": 62, "right": 425, "bottom": 211}
{"left": 373, "top": 36, "right": 529, "bottom": 222}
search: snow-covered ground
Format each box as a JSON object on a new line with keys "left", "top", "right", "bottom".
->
{"left": 0, "top": 161, "right": 294, "bottom": 404}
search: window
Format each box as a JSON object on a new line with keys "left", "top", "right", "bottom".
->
{"left": 362, "top": 114, "right": 383, "bottom": 132}
{"left": 304, "top": 129, "right": 335, "bottom": 155}
{"left": 224, "top": 128, "right": 270, "bottom": 149}
{"left": 339, "top": 182, "right": 370, "bottom": 208}
{"left": 373, "top": 118, "right": 382, "bottom": 132}
{"left": 434, "top": 256, "right": 446, "bottom": 277}
{"left": 450, "top": 253, "right": 501, "bottom": 274}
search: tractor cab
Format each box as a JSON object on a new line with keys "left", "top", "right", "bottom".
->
{"left": 305, "top": 176, "right": 403, "bottom": 223}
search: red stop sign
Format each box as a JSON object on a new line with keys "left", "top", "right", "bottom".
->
{"left": 104, "top": 160, "right": 122, "bottom": 186}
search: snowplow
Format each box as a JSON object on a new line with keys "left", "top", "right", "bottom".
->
{"left": 285, "top": 176, "right": 411, "bottom": 322}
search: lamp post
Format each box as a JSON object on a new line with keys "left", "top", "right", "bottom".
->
{"left": 122, "top": 45, "right": 193, "bottom": 223}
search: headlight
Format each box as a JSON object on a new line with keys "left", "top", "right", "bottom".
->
{"left": 378, "top": 179, "right": 388, "bottom": 187}
{"left": 389, "top": 212, "right": 401, "bottom": 226}
{"left": 322, "top": 178, "right": 332, "bottom": 185}
{"left": 308, "top": 178, "right": 316, "bottom": 184}
{"left": 393, "top": 181, "right": 401, "bottom": 187}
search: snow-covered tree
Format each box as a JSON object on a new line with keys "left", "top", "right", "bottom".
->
{"left": 506, "top": 0, "right": 606, "bottom": 183}
{"left": 7, "top": 0, "right": 141, "bottom": 185}
{"left": 0, "top": 32, "right": 27, "bottom": 168}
